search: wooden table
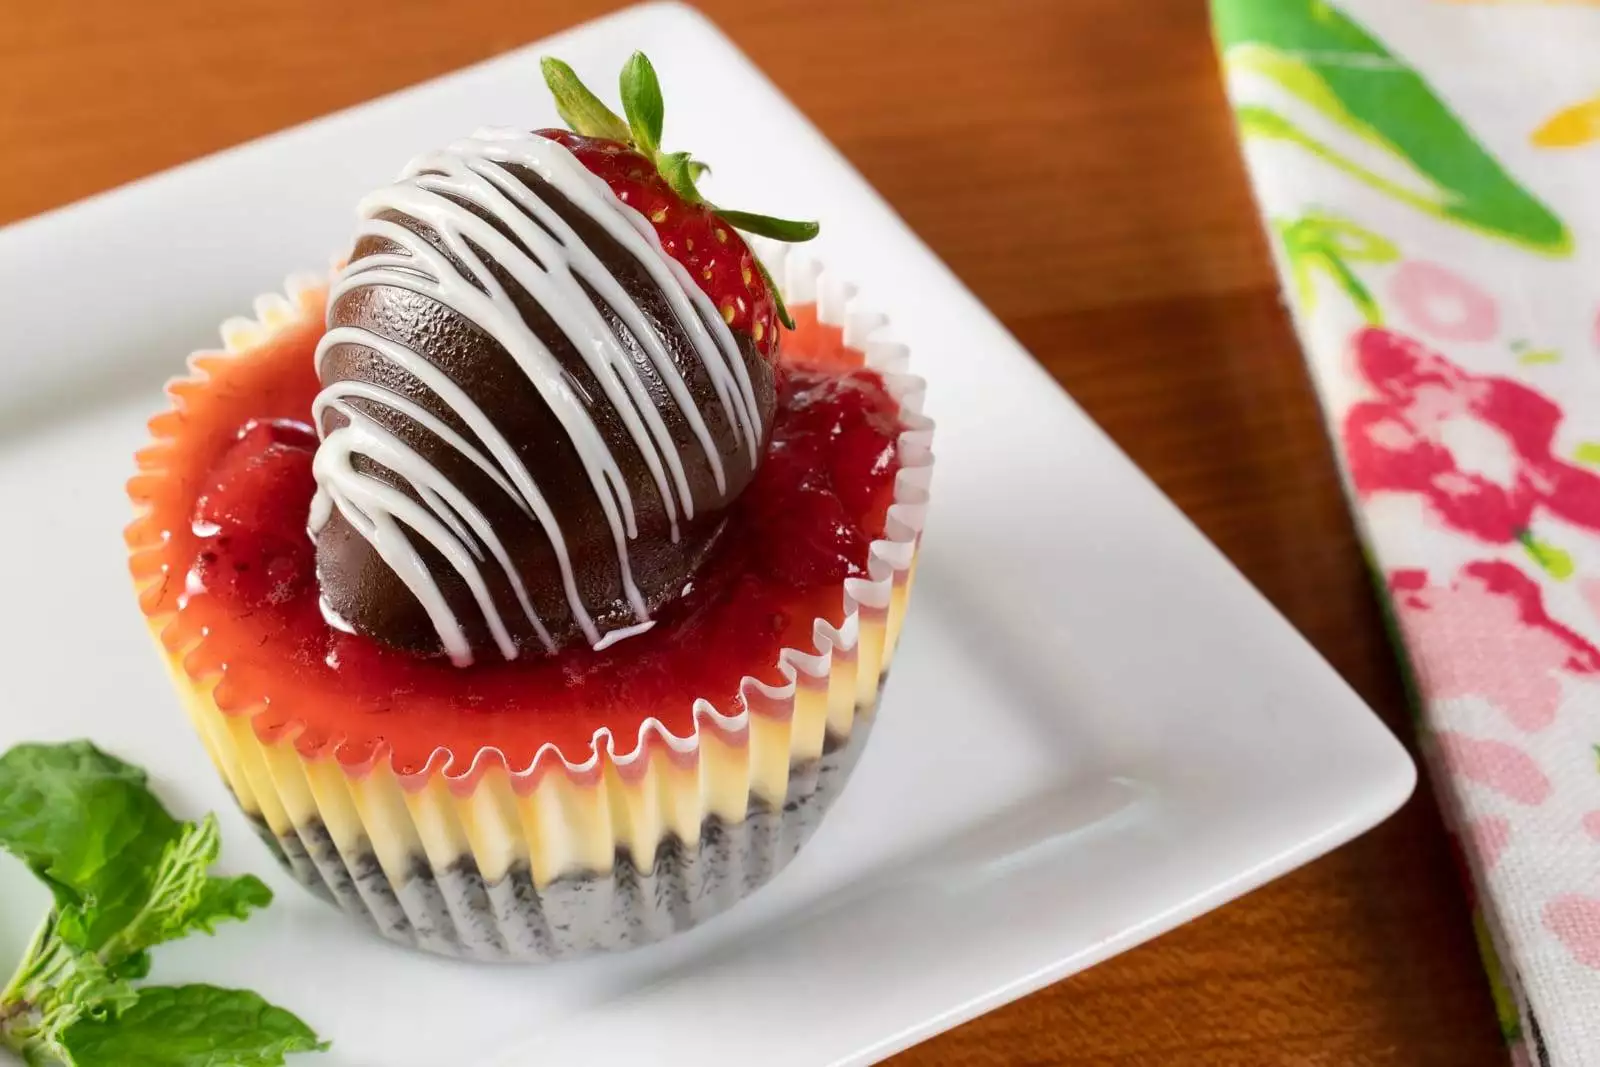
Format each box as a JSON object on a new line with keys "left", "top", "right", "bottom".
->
{"left": 0, "top": 0, "right": 1511, "bottom": 1062}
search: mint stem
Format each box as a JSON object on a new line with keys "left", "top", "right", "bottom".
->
{"left": 0, "top": 997, "right": 30, "bottom": 1034}
{"left": 2, "top": 915, "right": 83, "bottom": 1060}
{"left": 2, "top": 914, "right": 53, "bottom": 1018}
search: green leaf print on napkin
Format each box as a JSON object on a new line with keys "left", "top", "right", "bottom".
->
{"left": 1517, "top": 531, "right": 1576, "bottom": 582}
{"left": 1214, "top": 0, "right": 1571, "bottom": 255}
{"left": 1275, "top": 212, "right": 1398, "bottom": 323}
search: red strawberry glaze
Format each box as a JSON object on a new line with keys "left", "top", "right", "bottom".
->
{"left": 127, "top": 293, "right": 903, "bottom": 783}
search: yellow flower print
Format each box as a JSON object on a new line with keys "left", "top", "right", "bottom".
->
{"left": 1534, "top": 96, "right": 1600, "bottom": 148}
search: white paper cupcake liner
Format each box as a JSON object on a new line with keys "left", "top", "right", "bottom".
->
{"left": 253, "top": 709, "right": 876, "bottom": 961}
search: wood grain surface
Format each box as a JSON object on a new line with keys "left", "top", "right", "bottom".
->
{"left": 0, "top": 0, "right": 1511, "bottom": 1062}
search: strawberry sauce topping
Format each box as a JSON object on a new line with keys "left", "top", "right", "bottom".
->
{"left": 131, "top": 305, "right": 901, "bottom": 777}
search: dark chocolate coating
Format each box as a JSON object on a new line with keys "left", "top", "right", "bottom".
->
{"left": 315, "top": 164, "right": 774, "bottom": 658}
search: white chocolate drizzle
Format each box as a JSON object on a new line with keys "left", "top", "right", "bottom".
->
{"left": 309, "top": 129, "right": 763, "bottom": 666}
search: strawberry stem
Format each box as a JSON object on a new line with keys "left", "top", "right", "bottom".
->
{"left": 539, "top": 58, "right": 631, "bottom": 143}
{"left": 715, "top": 210, "right": 820, "bottom": 243}
{"left": 619, "top": 52, "right": 665, "bottom": 158}
{"left": 656, "top": 151, "right": 703, "bottom": 205}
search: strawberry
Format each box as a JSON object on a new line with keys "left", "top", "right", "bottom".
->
{"left": 539, "top": 52, "right": 818, "bottom": 358}
{"left": 191, "top": 419, "right": 318, "bottom": 606}
{"left": 777, "top": 368, "right": 902, "bottom": 527}
{"left": 192, "top": 529, "right": 313, "bottom": 608}
{"left": 193, "top": 418, "right": 318, "bottom": 537}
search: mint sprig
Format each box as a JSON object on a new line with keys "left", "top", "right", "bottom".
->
{"left": 0, "top": 742, "right": 326, "bottom": 1066}
{"left": 60, "top": 986, "right": 323, "bottom": 1067}
{"left": 541, "top": 50, "right": 818, "bottom": 330}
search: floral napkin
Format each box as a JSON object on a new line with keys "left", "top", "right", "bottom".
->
{"left": 1211, "top": 1, "right": 1600, "bottom": 1063}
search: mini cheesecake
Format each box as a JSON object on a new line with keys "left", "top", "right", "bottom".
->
{"left": 127, "top": 55, "right": 932, "bottom": 960}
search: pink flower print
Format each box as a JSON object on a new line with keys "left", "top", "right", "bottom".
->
{"left": 1390, "top": 562, "right": 1600, "bottom": 731}
{"left": 1582, "top": 578, "right": 1600, "bottom": 625}
{"left": 1344, "top": 328, "right": 1600, "bottom": 542}
{"left": 1389, "top": 261, "right": 1499, "bottom": 343}
{"left": 1582, "top": 811, "right": 1600, "bottom": 841}
{"left": 1540, "top": 460, "right": 1600, "bottom": 530}
{"left": 1346, "top": 404, "right": 1527, "bottom": 540}
{"left": 1544, "top": 895, "right": 1600, "bottom": 969}
{"left": 1467, "top": 815, "right": 1513, "bottom": 871}
{"left": 1434, "top": 731, "right": 1551, "bottom": 803}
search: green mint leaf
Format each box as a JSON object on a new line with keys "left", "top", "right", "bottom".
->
{"left": 0, "top": 742, "right": 181, "bottom": 952}
{"left": 15, "top": 1027, "right": 74, "bottom": 1067}
{"left": 50, "top": 956, "right": 136, "bottom": 1025}
{"left": 108, "top": 951, "right": 152, "bottom": 984}
{"left": 539, "top": 57, "right": 630, "bottom": 142}
{"left": 61, "top": 985, "right": 327, "bottom": 1067}
{"left": 108, "top": 816, "right": 221, "bottom": 956}
{"left": 193, "top": 874, "right": 274, "bottom": 933}
{"left": 34, "top": 952, "right": 137, "bottom": 1039}
{"left": 655, "top": 151, "right": 704, "bottom": 205}
{"left": 715, "top": 210, "right": 821, "bottom": 244}
{"left": 97, "top": 817, "right": 268, "bottom": 963}
{"left": 618, "top": 51, "right": 665, "bottom": 158}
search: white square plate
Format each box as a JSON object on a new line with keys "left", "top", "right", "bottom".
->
{"left": 0, "top": 4, "right": 1414, "bottom": 1064}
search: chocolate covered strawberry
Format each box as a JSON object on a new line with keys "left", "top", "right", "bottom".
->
{"left": 539, "top": 52, "right": 816, "bottom": 356}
